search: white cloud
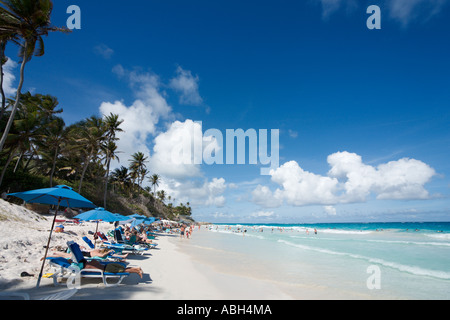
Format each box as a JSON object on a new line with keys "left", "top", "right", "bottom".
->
{"left": 386, "top": 0, "right": 449, "bottom": 26}
{"left": 169, "top": 66, "right": 203, "bottom": 106}
{"left": 2, "top": 58, "right": 17, "bottom": 97}
{"left": 323, "top": 205, "right": 337, "bottom": 216}
{"left": 148, "top": 118, "right": 222, "bottom": 180}
{"left": 99, "top": 65, "right": 172, "bottom": 169}
{"left": 148, "top": 119, "right": 203, "bottom": 179}
{"left": 251, "top": 185, "right": 283, "bottom": 208}
{"left": 317, "top": 0, "right": 358, "bottom": 18}
{"left": 327, "top": 151, "right": 436, "bottom": 201}
{"left": 252, "top": 151, "right": 436, "bottom": 208}
{"left": 161, "top": 176, "right": 228, "bottom": 208}
{"left": 288, "top": 129, "right": 298, "bottom": 138}
{"left": 271, "top": 160, "right": 340, "bottom": 206}
{"left": 94, "top": 44, "right": 114, "bottom": 59}
{"left": 250, "top": 210, "right": 275, "bottom": 218}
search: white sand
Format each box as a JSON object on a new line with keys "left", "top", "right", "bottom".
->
{"left": 0, "top": 199, "right": 293, "bottom": 300}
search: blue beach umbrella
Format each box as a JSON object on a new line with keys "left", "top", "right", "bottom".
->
{"left": 8, "top": 185, "right": 96, "bottom": 288}
{"left": 74, "top": 207, "right": 127, "bottom": 248}
{"left": 113, "top": 213, "right": 129, "bottom": 221}
{"left": 128, "top": 213, "right": 146, "bottom": 219}
{"left": 131, "top": 216, "right": 156, "bottom": 228}
{"left": 74, "top": 207, "right": 121, "bottom": 222}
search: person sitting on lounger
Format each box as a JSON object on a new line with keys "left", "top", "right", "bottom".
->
{"left": 82, "top": 259, "right": 143, "bottom": 278}
{"left": 43, "top": 247, "right": 128, "bottom": 261}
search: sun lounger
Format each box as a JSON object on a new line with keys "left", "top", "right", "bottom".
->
{"left": 95, "top": 231, "right": 149, "bottom": 255}
{"left": 46, "top": 241, "right": 129, "bottom": 287}
{"left": 115, "top": 228, "right": 158, "bottom": 249}
{"left": 81, "top": 236, "right": 126, "bottom": 261}
{"left": 69, "top": 241, "right": 130, "bottom": 287}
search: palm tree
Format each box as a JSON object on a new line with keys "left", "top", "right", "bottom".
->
{"left": 103, "top": 113, "right": 123, "bottom": 140}
{"left": 41, "top": 116, "right": 65, "bottom": 187}
{"left": 149, "top": 173, "right": 160, "bottom": 195}
{"left": 156, "top": 189, "right": 166, "bottom": 203}
{"left": 110, "top": 165, "right": 130, "bottom": 194}
{"left": 102, "top": 140, "right": 120, "bottom": 207}
{"left": 101, "top": 113, "right": 123, "bottom": 207}
{"left": 72, "top": 116, "right": 106, "bottom": 193}
{"left": 0, "top": 0, "right": 69, "bottom": 152}
{"left": 0, "top": 99, "right": 42, "bottom": 185}
{"left": 129, "top": 151, "right": 148, "bottom": 192}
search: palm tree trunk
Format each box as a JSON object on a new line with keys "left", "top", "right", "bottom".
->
{"left": 103, "top": 156, "right": 110, "bottom": 208}
{"left": 49, "top": 146, "right": 58, "bottom": 187}
{"left": 0, "top": 148, "right": 15, "bottom": 187}
{"left": 0, "top": 41, "right": 28, "bottom": 152}
{"left": 78, "top": 153, "right": 92, "bottom": 193}
{"left": 13, "top": 150, "right": 24, "bottom": 173}
{"left": 23, "top": 150, "right": 34, "bottom": 172}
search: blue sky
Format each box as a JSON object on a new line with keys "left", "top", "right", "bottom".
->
{"left": 4, "top": 0, "right": 450, "bottom": 222}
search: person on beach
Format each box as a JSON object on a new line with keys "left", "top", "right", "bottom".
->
{"left": 42, "top": 247, "right": 128, "bottom": 261}
{"left": 180, "top": 225, "right": 185, "bottom": 238}
{"left": 137, "top": 230, "right": 155, "bottom": 244}
{"left": 83, "top": 259, "right": 144, "bottom": 278}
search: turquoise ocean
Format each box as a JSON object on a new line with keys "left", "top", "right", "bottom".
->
{"left": 194, "top": 222, "right": 450, "bottom": 299}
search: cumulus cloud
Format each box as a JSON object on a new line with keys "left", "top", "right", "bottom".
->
{"left": 252, "top": 151, "right": 436, "bottom": 208}
{"left": 2, "top": 58, "right": 17, "bottom": 98}
{"left": 161, "top": 177, "right": 228, "bottom": 207}
{"left": 169, "top": 66, "right": 203, "bottom": 106}
{"left": 99, "top": 65, "right": 172, "bottom": 168}
{"left": 251, "top": 185, "right": 283, "bottom": 208}
{"left": 327, "top": 151, "right": 436, "bottom": 201}
{"left": 148, "top": 119, "right": 222, "bottom": 179}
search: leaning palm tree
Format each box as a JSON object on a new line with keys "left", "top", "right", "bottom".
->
{"left": 0, "top": 0, "right": 69, "bottom": 152}
{"left": 103, "top": 113, "right": 123, "bottom": 141}
{"left": 101, "top": 140, "right": 120, "bottom": 207}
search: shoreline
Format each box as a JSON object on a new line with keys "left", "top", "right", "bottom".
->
{"left": 4, "top": 199, "right": 447, "bottom": 300}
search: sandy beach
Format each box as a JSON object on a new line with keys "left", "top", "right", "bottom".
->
{"left": 0, "top": 199, "right": 292, "bottom": 300}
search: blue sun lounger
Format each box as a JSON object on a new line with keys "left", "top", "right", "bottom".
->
{"left": 68, "top": 241, "right": 129, "bottom": 287}
{"left": 46, "top": 241, "right": 129, "bottom": 287}
{"left": 81, "top": 236, "right": 127, "bottom": 261}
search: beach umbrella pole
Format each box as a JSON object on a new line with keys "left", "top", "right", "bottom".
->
{"left": 36, "top": 199, "right": 61, "bottom": 288}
